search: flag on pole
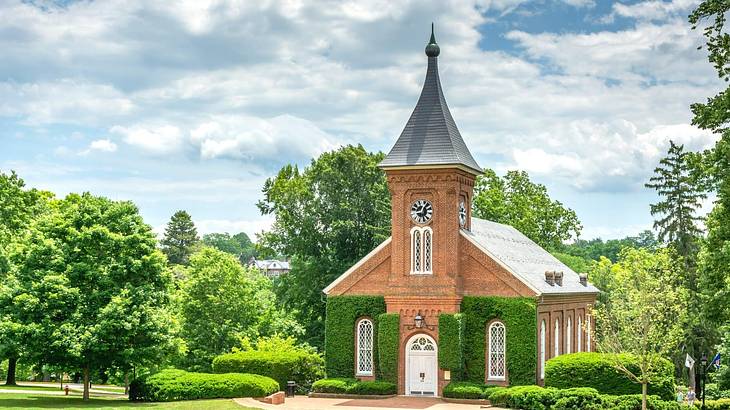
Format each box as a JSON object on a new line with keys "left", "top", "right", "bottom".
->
{"left": 712, "top": 353, "right": 721, "bottom": 369}
{"left": 686, "top": 353, "right": 695, "bottom": 369}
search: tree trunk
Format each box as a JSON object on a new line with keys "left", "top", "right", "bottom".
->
{"left": 124, "top": 371, "right": 129, "bottom": 395}
{"left": 5, "top": 357, "right": 17, "bottom": 385}
{"left": 641, "top": 382, "right": 648, "bottom": 410}
{"left": 82, "top": 366, "right": 90, "bottom": 401}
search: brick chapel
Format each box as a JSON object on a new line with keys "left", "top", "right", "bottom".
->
{"left": 323, "top": 27, "right": 599, "bottom": 397}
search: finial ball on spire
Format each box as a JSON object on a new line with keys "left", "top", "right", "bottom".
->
{"left": 425, "top": 23, "right": 440, "bottom": 57}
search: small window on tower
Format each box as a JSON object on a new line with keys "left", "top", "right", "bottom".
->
{"left": 410, "top": 227, "right": 433, "bottom": 274}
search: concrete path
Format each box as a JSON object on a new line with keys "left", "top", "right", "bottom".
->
{"left": 0, "top": 382, "right": 127, "bottom": 398}
{"left": 236, "top": 396, "right": 502, "bottom": 410}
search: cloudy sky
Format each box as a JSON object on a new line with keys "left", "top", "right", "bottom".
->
{"left": 0, "top": 0, "right": 722, "bottom": 241}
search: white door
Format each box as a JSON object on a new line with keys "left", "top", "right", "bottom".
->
{"left": 406, "top": 335, "right": 437, "bottom": 396}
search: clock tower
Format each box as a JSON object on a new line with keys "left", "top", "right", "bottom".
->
{"left": 379, "top": 25, "right": 481, "bottom": 300}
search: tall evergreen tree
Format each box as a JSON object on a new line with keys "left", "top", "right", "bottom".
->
{"left": 645, "top": 141, "right": 707, "bottom": 273}
{"left": 160, "top": 210, "right": 199, "bottom": 266}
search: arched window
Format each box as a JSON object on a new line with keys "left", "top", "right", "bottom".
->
{"left": 577, "top": 316, "right": 583, "bottom": 352}
{"left": 586, "top": 315, "right": 592, "bottom": 352}
{"left": 356, "top": 319, "right": 373, "bottom": 375}
{"left": 554, "top": 318, "right": 560, "bottom": 357}
{"left": 410, "top": 227, "right": 433, "bottom": 274}
{"left": 566, "top": 317, "right": 572, "bottom": 354}
{"left": 540, "top": 320, "right": 546, "bottom": 380}
{"left": 487, "top": 321, "right": 506, "bottom": 381}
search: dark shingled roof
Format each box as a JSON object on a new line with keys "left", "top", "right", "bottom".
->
{"left": 379, "top": 34, "right": 482, "bottom": 175}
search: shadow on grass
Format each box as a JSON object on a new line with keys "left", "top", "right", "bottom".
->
{"left": 0, "top": 394, "right": 154, "bottom": 408}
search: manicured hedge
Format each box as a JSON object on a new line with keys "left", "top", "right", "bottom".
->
{"left": 544, "top": 352, "right": 675, "bottom": 401}
{"left": 128, "top": 369, "right": 278, "bottom": 402}
{"left": 438, "top": 313, "right": 464, "bottom": 378}
{"left": 461, "top": 296, "right": 537, "bottom": 386}
{"left": 311, "top": 378, "right": 396, "bottom": 395}
{"left": 212, "top": 349, "right": 324, "bottom": 390}
{"left": 377, "top": 313, "right": 399, "bottom": 383}
{"left": 324, "top": 296, "right": 386, "bottom": 378}
{"left": 442, "top": 381, "right": 502, "bottom": 400}
{"left": 702, "top": 399, "right": 730, "bottom": 410}
{"left": 486, "top": 385, "right": 681, "bottom": 410}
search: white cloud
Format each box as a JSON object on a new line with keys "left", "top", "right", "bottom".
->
{"left": 111, "top": 125, "right": 183, "bottom": 154}
{"left": 612, "top": 0, "right": 700, "bottom": 21}
{"left": 80, "top": 139, "right": 118, "bottom": 155}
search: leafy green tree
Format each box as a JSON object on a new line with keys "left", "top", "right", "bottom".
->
{"left": 0, "top": 171, "right": 49, "bottom": 385}
{"left": 9, "top": 193, "right": 176, "bottom": 400}
{"left": 593, "top": 248, "right": 686, "bottom": 410}
{"left": 160, "top": 210, "right": 199, "bottom": 265}
{"left": 561, "top": 231, "right": 659, "bottom": 263}
{"left": 201, "top": 232, "right": 257, "bottom": 263}
{"left": 689, "top": 0, "right": 730, "bottom": 344}
{"left": 176, "top": 247, "right": 301, "bottom": 371}
{"left": 472, "top": 169, "right": 582, "bottom": 250}
{"left": 257, "top": 145, "right": 390, "bottom": 348}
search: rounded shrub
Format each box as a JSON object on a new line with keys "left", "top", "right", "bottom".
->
{"left": 443, "top": 381, "right": 486, "bottom": 399}
{"left": 311, "top": 378, "right": 357, "bottom": 393}
{"left": 129, "top": 369, "right": 278, "bottom": 402}
{"left": 212, "top": 350, "right": 324, "bottom": 390}
{"left": 544, "top": 352, "right": 674, "bottom": 401}
{"left": 310, "top": 378, "right": 396, "bottom": 395}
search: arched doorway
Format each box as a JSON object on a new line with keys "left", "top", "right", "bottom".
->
{"left": 405, "top": 334, "right": 438, "bottom": 396}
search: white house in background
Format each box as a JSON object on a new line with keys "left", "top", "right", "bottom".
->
{"left": 248, "top": 257, "right": 291, "bottom": 278}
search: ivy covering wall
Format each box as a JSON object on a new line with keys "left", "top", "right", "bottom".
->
{"left": 324, "top": 295, "right": 387, "bottom": 378}
{"left": 461, "top": 296, "right": 537, "bottom": 386}
{"left": 438, "top": 313, "right": 464, "bottom": 380}
{"left": 376, "top": 313, "right": 399, "bottom": 383}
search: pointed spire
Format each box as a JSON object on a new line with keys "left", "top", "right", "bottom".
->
{"left": 425, "top": 22, "right": 440, "bottom": 57}
{"left": 379, "top": 25, "right": 481, "bottom": 175}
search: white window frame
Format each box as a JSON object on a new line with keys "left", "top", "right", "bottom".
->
{"left": 356, "top": 318, "right": 374, "bottom": 376}
{"left": 577, "top": 316, "right": 583, "bottom": 352}
{"left": 540, "top": 319, "right": 546, "bottom": 380}
{"left": 554, "top": 318, "right": 560, "bottom": 357}
{"left": 487, "top": 321, "right": 507, "bottom": 381}
{"left": 566, "top": 317, "right": 572, "bottom": 355}
{"left": 410, "top": 226, "right": 433, "bottom": 275}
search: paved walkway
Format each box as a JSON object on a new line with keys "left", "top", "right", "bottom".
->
{"left": 236, "top": 396, "right": 500, "bottom": 410}
{"left": 0, "top": 382, "right": 126, "bottom": 397}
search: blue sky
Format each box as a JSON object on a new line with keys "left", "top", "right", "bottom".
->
{"left": 0, "top": 0, "right": 722, "bottom": 240}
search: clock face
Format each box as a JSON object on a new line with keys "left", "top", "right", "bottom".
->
{"left": 410, "top": 200, "right": 433, "bottom": 224}
{"left": 459, "top": 200, "right": 467, "bottom": 227}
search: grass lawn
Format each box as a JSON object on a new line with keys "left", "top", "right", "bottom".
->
{"left": 0, "top": 384, "right": 63, "bottom": 392}
{"left": 0, "top": 393, "right": 260, "bottom": 409}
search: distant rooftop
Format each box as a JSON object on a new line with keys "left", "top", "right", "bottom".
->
{"left": 379, "top": 24, "right": 482, "bottom": 175}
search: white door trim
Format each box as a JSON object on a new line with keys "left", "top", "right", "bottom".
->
{"left": 405, "top": 333, "right": 438, "bottom": 396}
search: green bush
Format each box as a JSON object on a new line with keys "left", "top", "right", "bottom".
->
{"left": 544, "top": 352, "right": 675, "bottom": 401}
{"left": 129, "top": 369, "right": 279, "bottom": 402}
{"left": 442, "top": 381, "right": 505, "bottom": 400}
{"left": 310, "top": 378, "right": 396, "bottom": 395}
{"left": 702, "top": 399, "right": 730, "bottom": 410}
{"left": 439, "top": 314, "right": 464, "bottom": 377}
{"left": 707, "top": 383, "right": 730, "bottom": 400}
{"left": 461, "top": 296, "right": 537, "bottom": 385}
{"left": 443, "top": 381, "right": 488, "bottom": 399}
{"left": 311, "top": 378, "right": 357, "bottom": 393}
{"left": 348, "top": 381, "right": 397, "bottom": 395}
{"left": 377, "top": 313, "right": 399, "bottom": 383}
{"left": 324, "top": 296, "right": 386, "bottom": 378}
{"left": 212, "top": 349, "right": 324, "bottom": 391}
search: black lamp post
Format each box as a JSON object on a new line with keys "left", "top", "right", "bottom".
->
{"left": 701, "top": 353, "right": 708, "bottom": 409}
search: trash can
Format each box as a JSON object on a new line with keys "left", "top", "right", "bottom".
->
{"left": 286, "top": 381, "right": 296, "bottom": 397}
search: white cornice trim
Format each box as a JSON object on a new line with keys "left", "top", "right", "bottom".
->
{"left": 322, "top": 237, "right": 392, "bottom": 295}
{"left": 460, "top": 230, "right": 541, "bottom": 295}
{"left": 380, "top": 163, "right": 482, "bottom": 176}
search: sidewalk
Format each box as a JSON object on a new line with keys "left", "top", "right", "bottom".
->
{"left": 236, "top": 396, "right": 501, "bottom": 409}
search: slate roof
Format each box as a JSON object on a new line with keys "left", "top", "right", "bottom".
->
{"left": 379, "top": 34, "right": 482, "bottom": 175}
{"left": 463, "top": 217, "right": 600, "bottom": 295}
